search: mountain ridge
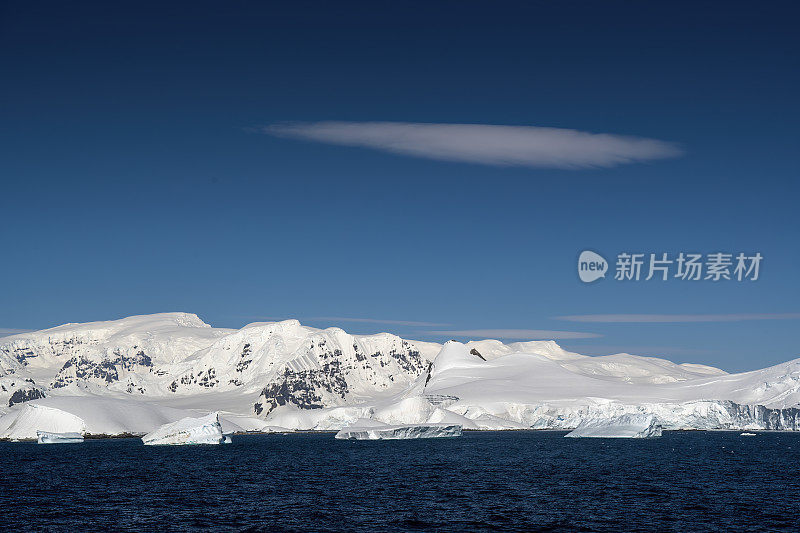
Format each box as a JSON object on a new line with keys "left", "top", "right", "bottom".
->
{"left": 2, "top": 312, "right": 798, "bottom": 438}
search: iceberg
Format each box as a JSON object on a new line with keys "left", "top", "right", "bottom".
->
{"left": 142, "top": 412, "right": 225, "bottom": 445}
{"left": 565, "top": 414, "right": 662, "bottom": 438}
{"left": 37, "top": 431, "right": 84, "bottom": 444}
{"left": 335, "top": 418, "right": 462, "bottom": 440}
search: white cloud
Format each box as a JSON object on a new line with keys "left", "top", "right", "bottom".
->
{"left": 261, "top": 121, "right": 682, "bottom": 169}
{"left": 423, "top": 329, "right": 601, "bottom": 340}
{"left": 557, "top": 344, "right": 716, "bottom": 356}
{"left": 242, "top": 315, "right": 449, "bottom": 327}
{"left": 311, "top": 316, "right": 450, "bottom": 327}
{"left": 555, "top": 313, "right": 800, "bottom": 323}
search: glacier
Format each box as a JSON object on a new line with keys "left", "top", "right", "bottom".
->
{"left": 565, "top": 414, "right": 663, "bottom": 438}
{"left": 0, "top": 396, "right": 265, "bottom": 441}
{"left": 335, "top": 418, "right": 462, "bottom": 440}
{"left": 1, "top": 312, "right": 800, "bottom": 437}
{"left": 142, "top": 412, "right": 225, "bottom": 445}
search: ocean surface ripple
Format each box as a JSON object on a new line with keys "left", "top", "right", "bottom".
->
{"left": 3, "top": 431, "right": 799, "bottom": 532}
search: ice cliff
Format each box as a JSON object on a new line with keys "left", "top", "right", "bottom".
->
{"left": 335, "top": 418, "right": 462, "bottom": 440}
{"left": 565, "top": 414, "right": 663, "bottom": 438}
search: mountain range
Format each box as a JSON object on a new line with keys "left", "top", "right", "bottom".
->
{"left": 1, "top": 312, "right": 798, "bottom": 438}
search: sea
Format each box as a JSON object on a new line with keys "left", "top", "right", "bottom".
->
{"left": 3, "top": 431, "right": 799, "bottom": 532}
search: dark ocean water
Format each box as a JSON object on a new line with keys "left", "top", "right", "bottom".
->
{"left": 3, "top": 431, "right": 799, "bottom": 532}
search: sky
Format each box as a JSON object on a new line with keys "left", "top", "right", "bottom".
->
{"left": 1, "top": 1, "right": 798, "bottom": 372}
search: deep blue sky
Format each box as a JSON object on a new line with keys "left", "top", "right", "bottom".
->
{"left": 1, "top": 1, "right": 798, "bottom": 372}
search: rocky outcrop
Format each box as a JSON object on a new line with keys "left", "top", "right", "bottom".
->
{"left": 8, "top": 386, "right": 46, "bottom": 407}
{"left": 51, "top": 350, "right": 153, "bottom": 389}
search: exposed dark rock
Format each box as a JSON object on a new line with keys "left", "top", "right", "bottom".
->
{"left": 236, "top": 358, "right": 252, "bottom": 372}
{"left": 3, "top": 336, "right": 95, "bottom": 366}
{"left": 424, "top": 362, "right": 434, "bottom": 386}
{"left": 470, "top": 348, "right": 486, "bottom": 361}
{"left": 8, "top": 387, "right": 46, "bottom": 407}
{"left": 256, "top": 362, "right": 350, "bottom": 416}
{"left": 198, "top": 368, "right": 218, "bottom": 388}
{"left": 51, "top": 350, "right": 153, "bottom": 388}
{"left": 252, "top": 340, "right": 430, "bottom": 417}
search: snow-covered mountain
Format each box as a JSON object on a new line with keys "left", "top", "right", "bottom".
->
{"left": 414, "top": 341, "right": 800, "bottom": 431}
{"left": 1, "top": 312, "right": 798, "bottom": 438}
{"left": 0, "top": 313, "right": 440, "bottom": 425}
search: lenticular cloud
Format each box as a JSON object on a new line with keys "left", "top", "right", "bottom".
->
{"left": 262, "top": 121, "right": 682, "bottom": 169}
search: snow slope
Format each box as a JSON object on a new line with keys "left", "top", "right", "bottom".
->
{"left": 262, "top": 341, "right": 800, "bottom": 431}
{"left": 0, "top": 396, "right": 265, "bottom": 440}
{"left": 413, "top": 342, "right": 800, "bottom": 431}
{"left": 0, "top": 396, "right": 184, "bottom": 439}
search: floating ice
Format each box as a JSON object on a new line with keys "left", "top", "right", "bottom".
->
{"left": 37, "top": 431, "right": 84, "bottom": 444}
{"left": 335, "top": 418, "right": 462, "bottom": 440}
{"left": 142, "top": 412, "right": 225, "bottom": 445}
{"left": 565, "top": 414, "right": 662, "bottom": 438}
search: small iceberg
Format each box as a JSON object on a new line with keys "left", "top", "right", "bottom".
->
{"left": 335, "top": 418, "right": 462, "bottom": 440}
{"left": 740, "top": 432, "right": 757, "bottom": 436}
{"left": 37, "top": 431, "right": 84, "bottom": 444}
{"left": 565, "top": 414, "right": 662, "bottom": 439}
{"left": 142, "top": 412, "right": 225, "bottom": 445}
